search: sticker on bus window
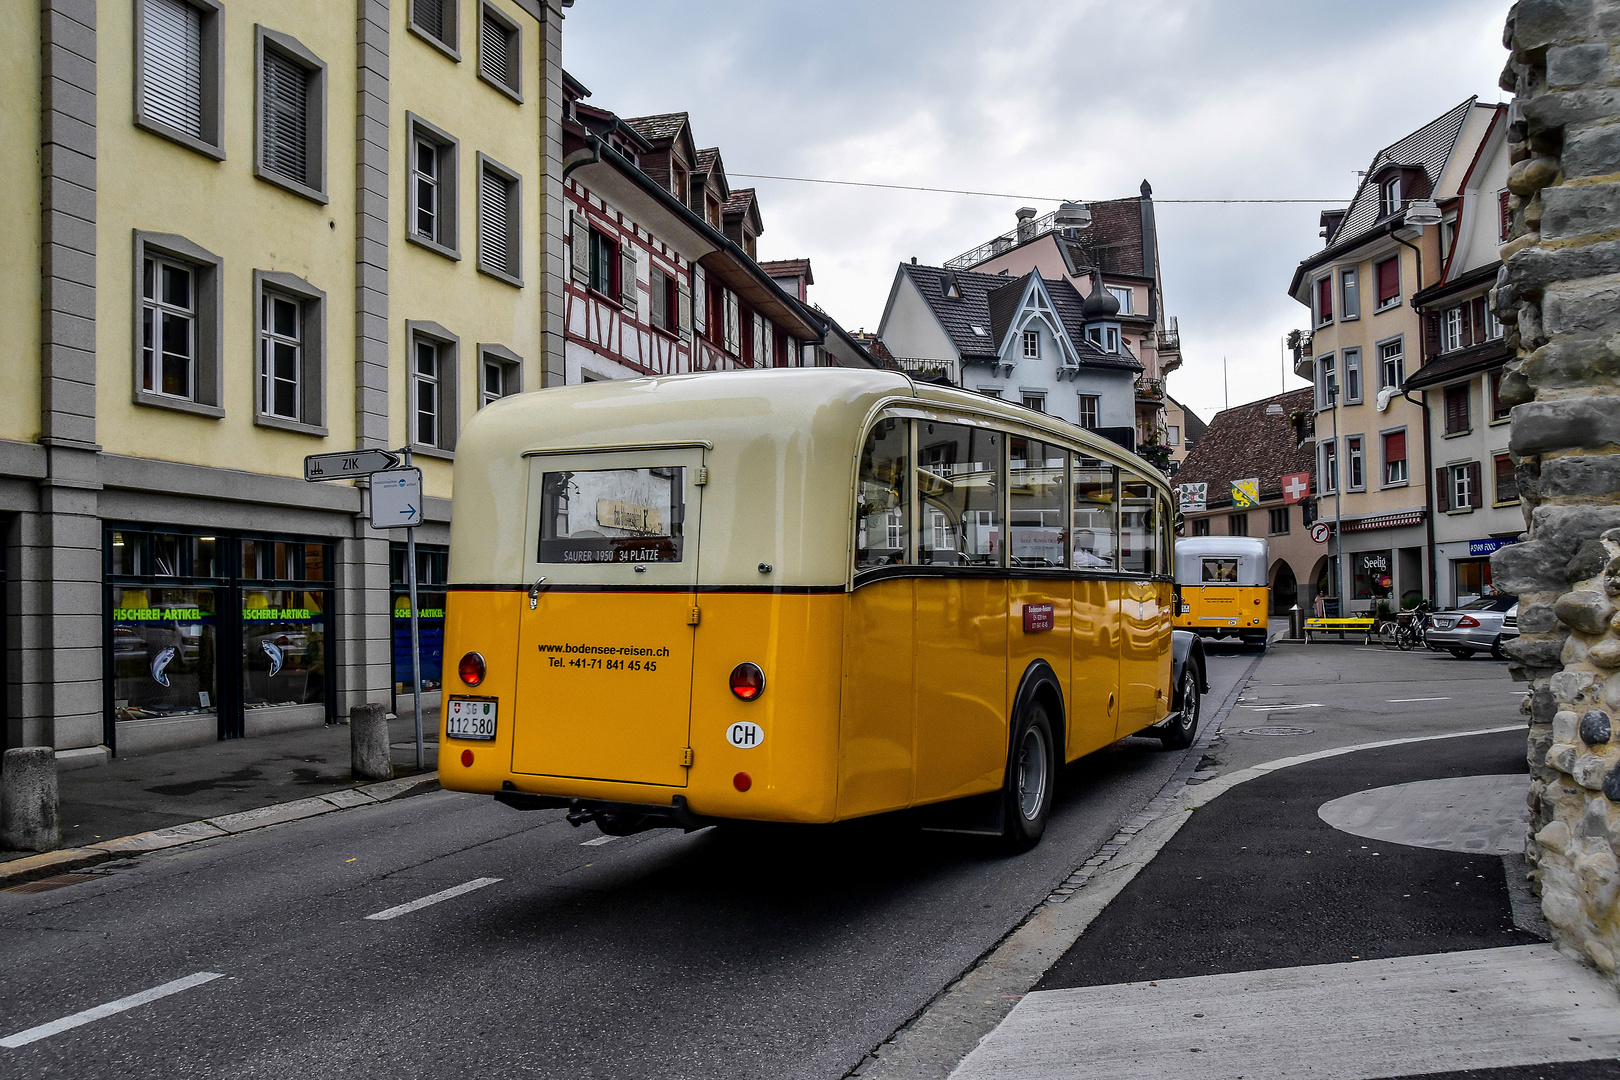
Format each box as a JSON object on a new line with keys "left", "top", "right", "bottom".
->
{"left": 1202, "top": 558, "right": 1239, "bottom": 583}
{"left": 538, "top": 467, "right": 685, "bottom": 564}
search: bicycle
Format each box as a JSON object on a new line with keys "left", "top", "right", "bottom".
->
{"left": 1378, "top": 602, "right": 1433, "bottom": 651}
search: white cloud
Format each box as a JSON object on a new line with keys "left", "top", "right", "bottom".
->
{"left": 564, "top": 0, "right": 1511, "bottom": 424}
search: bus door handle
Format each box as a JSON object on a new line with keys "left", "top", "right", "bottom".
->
{"left": 528, "top": 576, "right": 547, "bottom": 610}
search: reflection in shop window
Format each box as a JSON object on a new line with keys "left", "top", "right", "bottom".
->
{"left": 392, "top": 542, "right": 447, "bottom": 693}
{"left": 241, "top": 589, "right": 326, "bottom": 710}
{"left": 111, "top": 586, "right": 218, "bottom": 721}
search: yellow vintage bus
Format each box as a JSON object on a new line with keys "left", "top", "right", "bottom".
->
{"left": 439, "top": 369, "right": 1207, "bottom": 850}
{"left": 1173, "top": 536, "right": 1270, "bottom": 650}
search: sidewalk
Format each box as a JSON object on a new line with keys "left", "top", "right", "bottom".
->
{"left": 2, "top": 712, "right": 440, "bottom": 872}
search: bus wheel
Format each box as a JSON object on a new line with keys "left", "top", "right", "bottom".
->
{"left": 1001, "top": 702, "right": 1055, "bottom": 853}
{"left": 1159, "top": 667, "right": 1201, "bottom": 751}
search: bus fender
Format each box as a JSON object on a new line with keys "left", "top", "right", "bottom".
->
{"left": 1171, "top": 630, "right": 1209, "bottom": 695}
{"left": 1009, "top": 660, "right": 1066, "bottom": 766}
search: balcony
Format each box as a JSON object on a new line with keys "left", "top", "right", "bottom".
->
{"left": 945, "top": 209, "right": 1066, "bottom": 270}
{"left": 894, "top": 356, "right": 959, "bottom": 384}
{"left": 1156, "top": 316, "right": 1180, "bottom": 352}
{"left": 1135, "top": 375, "right": 1165, "bottom": 404}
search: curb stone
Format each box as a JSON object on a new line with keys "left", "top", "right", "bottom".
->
{"left": 0, "top": 773, "right": 440, "bottom": 888}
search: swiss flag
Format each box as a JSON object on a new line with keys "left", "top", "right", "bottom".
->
{"left": 1280, "top": 471, "right": 1311, "bottom": 504}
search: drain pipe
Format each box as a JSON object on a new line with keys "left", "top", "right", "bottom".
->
{"left": 1390, "top": 223, "right": 1431, "bottom": 605}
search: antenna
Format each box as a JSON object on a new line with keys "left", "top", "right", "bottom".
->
{"left": 1223, "top": 357, "right": 1229, "bottom": 412}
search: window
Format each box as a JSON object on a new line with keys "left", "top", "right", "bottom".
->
{"left": 255, "top": 28, "right": 328, "bottom": 204}
{"left": 407, "top": 321, "right": 459, "bottom": 454}
{"left": 1382, "top": 429, "right": 1408, "bottom": 485}
{"left": 1485, "top": 304, "right": 1503, "bottom": 341}
{"left": 134, "top": 232, "right": 223, "bottom": 416}
{"left": 1010, "top": 438, "right": 1068, "bottom": 567}
{"left": 1023, "top": 329, "right": 1040, "bottom": 358}
{"left": 253, "top": 271, "right": 326, "bottom": 434}
{"left": 1440, "top": 462, "right": 1483, "bottom": 512}
{"left": 584, "top": 226, "right": 616, "bottom": 297}
{"left": 1346, "top": 435, "right": 1365, "bottom": 491}
{"left": 1340, "top": 268, "right": 1359, "bottom": 321}
{"left": 1022, "top": 393, "right": 1045, "bottom": 413}
{"left": 477, "top": 344, "right": 521, "bottom": 408}
{"left": 1320, "top": 438, "right": 1338, "bottom": 494}
{"left": 1442, "top": 306, "right": 1465, "bottom": 353}
{"left": 406, "top": 115, "right": 459, "bottom": 258}
{"left": 1375, "top": 256, "right": 1400, "bottom": 310}
{"left": 539, "top": 467, "right": 685, "bottom": 564}
{"left": 1073, "top": 459, "right": 1117, "bottom": 568}
{"left": 1078, "top": 394, "right": 1100, "bottom": 429}
{"left": 1167, "top": 425, "right": 1181, "bottom": 446}
{"left": 1105, "top": 326, "right": 1120, "bottom": 353}
{"left": 1495, "top": 453, "right": 1519, "bottom": 504}
{"left": 477, "top": 154, "right": 522, "bottom": 286}
{"left": 1343, "top": 348, "right": 1362, "bottom": 404}
{"left": 1269, "top": 506, "right": 1290, "bottom": 535}
{"left": 410, "top": 0, "right": 460, "bottom": 58}
{"left": 1228, "top": 513, "right": 1249, "bottom": 536}
{"left": 1191, "top": 517, "right": 1211, "bottom": 536}
{"left": 135, "top": 0, "right": 224, "bottom": 159}
{"left": 724, "top": 290, "right": 740, "bottom": 356}
{"left": 856, "top": 418, "right": 910, "bottom": 569}
{"left": 1119, "top": 471, "right": 1162, "bottom": 576}
{"left": 1490, "top": 371, "right": 1511, "bottom": 422}
{"left": 649, "top": 266, "right": 678, "bottom": 333}
{"left": 1353, "top": 550, "right": 1394, "bottom": 602}
{"left": 1316, "top": 353, "right": 1336, "bottom": 412}
{"left": 478, "top": 3, "right": 521, "bottom": 100}
{"left": 1444, "top": 383, "right": 1471, "bottom": 435}
{"left": 919, "top": 423, "right": 1002, "bottom": 566}
{"left": 1315, "top": 276, "right": 1333, "bottom": 326}
{"left": 1379, "top": 338, "right": 1404, "bottom": 389}
{"left": 978, "top": 387, "right": 1002, "bottom": 399}
{"left": 1107, "top": 286, "right": 1132, "bottom": 314}
{"left": 1380, "top": 176, "right": 1400, "bottom": 218}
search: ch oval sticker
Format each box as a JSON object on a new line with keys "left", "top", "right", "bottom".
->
{"left": 726, "top": 722, "right": 764, "bottom": 749}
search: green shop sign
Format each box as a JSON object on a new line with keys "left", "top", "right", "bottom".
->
{"left": 113, "top": 607, "right": 206, "bottom": 622}
{"left": 242, "top": 608, "right": 315, "bottom": 621}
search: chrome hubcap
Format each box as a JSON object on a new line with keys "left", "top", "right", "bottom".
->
{"left": 1181, "top": 676, "right": 1198, "bottom": 731}
{"left": 1017, "top": 725, "right": 1048, "bottom": 821}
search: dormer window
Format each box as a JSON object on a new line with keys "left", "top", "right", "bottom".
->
{"left": 1380, "top": 176, "right": 1401, "bottom": 218}
{"left": 1022, "top": 329, "right": 1040, "bottom": 358}
{"left": 1106, "top": 327, "right": 1119, "bottom": 353}
{"left": 969, "top": 324, "right": 988, "bottom": 337}
{"left": 945, "top": 279, "right": 962, "bottom": 299}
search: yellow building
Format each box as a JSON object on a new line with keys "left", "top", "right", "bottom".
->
{"left": 1288, "top": 98, "right": 1501, "bottom": 615}
{"left": 1, "top": 0, "right": 565, "bottom": 761}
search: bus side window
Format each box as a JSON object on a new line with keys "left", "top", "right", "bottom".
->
{"left": 1072, "top": 457, "right": 1117, "bottom": 570}
{"left": 1119, "top": 470, "right": 1157, "bottom": 576}
{"left": 918, "top": 422, "right": 1001, "bottom": 567}
{"left": 856, "top": 418, "right": 910, "bottom": 568}
{"left": 1010, "top": 438, "right": 1068, "bottom": 568}
{"left": 1158, "top": 495, "right": 1174, "bottom": 576}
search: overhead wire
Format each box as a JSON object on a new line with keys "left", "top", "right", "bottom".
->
{"left": 726, "top": 172, "right": 1341, "bottom": 204}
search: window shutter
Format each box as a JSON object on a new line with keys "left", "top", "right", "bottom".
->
{"left": 676, "top": 276, "right": 692, "bottom": 343}
{"left": 1466, "top": 461, "right": 1483, "bottom": 509}
{"left": 1377, "top": 257, "right": 1400, "bottom": 304}
{"left": 415, "top": 0, "right": 446, "bottom": 39}
{"left": 1317, "top": 278, "right": 1332, "bottom": 322}
{"left": 1470, "top": 297, "right": 1487, "bottom": 346}
{"left": 1499, "top": 191, "right": 1511, "bottom": 241}
{"left": 480, "top": 13, "right": 514, "bottom": 90}
{"left": 480, "top": 168, "right": 513, "bottom": 275}
{"left": 570, "top": 213, "right": 590, "bottom": 284}
{"left": 1422, "top": 312, "right": 1441, "bottom": 360}
{"left": 143, "top": 0, "right": 204, "bottom": 137}
{"left": 692, "top": 267, "right": 707, "bottom": 335}
{"left": 263, "top": 50, "right": 309, "bottom": 183}
{"left": 619, "top": 246, "right": 638, "bottom": 315}
{"left": 724, "top": 290, "right": 739, "bottom": 355}
{"left": 1435, "top": 467, "right": 1450, "bottom": 512}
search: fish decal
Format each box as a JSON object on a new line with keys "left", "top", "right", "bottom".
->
{"left": 262, "top": 639, "right": 284, "bottom": 678}
{"left": 150, "top": 646, "right": 177, "bottom": 687}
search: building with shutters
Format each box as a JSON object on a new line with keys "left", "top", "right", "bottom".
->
{"left": 1287, "top": 98, "right": 1506, "bottom": 615}
{"left": 0, "top": 0, "right": 565, "bottom": 761}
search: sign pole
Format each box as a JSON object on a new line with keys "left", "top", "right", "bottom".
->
{"left": 403, "top": 446, "right": 424, "bottom": 772}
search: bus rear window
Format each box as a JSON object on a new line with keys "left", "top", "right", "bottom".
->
{"left": 537, "top": 467, "right": 685, "bottom": 564}
{"left": 1201, "top": 558, "right": 1239, "bottom": 583}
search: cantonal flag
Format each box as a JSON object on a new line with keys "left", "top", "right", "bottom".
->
{"left": 1280, "top": 471, "right": 1311, "bottom": 504}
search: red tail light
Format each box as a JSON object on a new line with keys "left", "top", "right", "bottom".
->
{"left": 733, "top": 772, "right": 752, "bottom": 792}
{"left": 1457, "top": 615, "right": 1480, "bottom": 628}
{"left": 458, "top": 652, "right": 486, "bottom": 686}
{"left": 730, "top": 662, "right": 765, "bottom": 701}
{"left": 460, "top": 749, "right": 474, "bottom": 767}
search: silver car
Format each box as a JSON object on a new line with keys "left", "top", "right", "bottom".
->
{"left": 1425, "top": 594, "right": 1518, "bottom": 659}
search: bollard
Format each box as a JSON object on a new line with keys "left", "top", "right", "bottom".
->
{"left": 350, "top": 703, "right": 394, "bottom": 782}
{"left": 1288, "top": 604, "right": 1303, "bottom": 641}
{"left": 1, "top": 747, "right": 61, "bottom": 853}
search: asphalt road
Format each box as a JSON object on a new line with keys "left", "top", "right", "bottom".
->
{"left": 0, "top": 652, "right": 1251, "bottom": 1080}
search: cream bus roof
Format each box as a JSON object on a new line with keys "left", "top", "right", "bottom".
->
{"left": 449, "top": 368, "right": 1171, "bottom": 586}
{"left": 1174, "top": 536, "right": 1271, "bottom": 587}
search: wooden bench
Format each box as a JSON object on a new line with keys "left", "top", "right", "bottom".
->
{"left": 1304, "top": 617, "right": 1375, "bottom": 644}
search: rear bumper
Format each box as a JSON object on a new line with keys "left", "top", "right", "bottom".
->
{"left": 1424, "top": 627, "right": 1499, "bottom": 650}
{"left": 494, "top": 789, "right": 715, "bottom": 832}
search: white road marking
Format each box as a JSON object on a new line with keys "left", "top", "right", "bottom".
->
{"left": 0, "top": 971, "right": 224, "bottom": 1049}
{"left": 581, "top": 835, "right": 619, "bottom": 847}
{"left": 365, "top": 877, "right": 502, "bottom": 921}
{"left": 1239, "top": 703, "right": 1323, "bottom": 710}
{"left": 1388, "top": 696, "right": 1451, "bottom": 703}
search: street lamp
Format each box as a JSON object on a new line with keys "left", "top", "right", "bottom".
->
{"left": 1054, "top": 201, "right": 1092, "bottom": 229}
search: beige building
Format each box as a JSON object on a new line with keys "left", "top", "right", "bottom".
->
{"left": 1288, "top": 98, "right": 1503, "bottom": 615}
{"left": 2, "top": 0, "right": 565, "bottom": 761}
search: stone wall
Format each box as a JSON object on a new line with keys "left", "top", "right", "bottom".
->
{"left": 1493, "top": 0, "right": 1620, "bottom": 974}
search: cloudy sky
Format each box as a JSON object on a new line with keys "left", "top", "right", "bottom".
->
{"left": 564, "top": 0, "right": 1510, "bottom": 423}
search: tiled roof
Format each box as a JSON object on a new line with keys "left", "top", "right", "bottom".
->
{"left": 1403, "top": 340, "right": 1511, "bottom": 391}
{"left": 695, "top": 147, "right": 721, "bottom": 171}
{"left": 1060, "top": 196, "right": 1146, "bottom": 277}
{"left": 1172, "top": 387, "right": 1315, "bottom": 505}
{"left": 723, "top": 188, "right": 756, "bottom": 216}
{"left": 759, "top": 258, "right": 813, "bottom": 284}
{"left": 623, "top": 112, "right": 687, "bottom": 145}
{"left": 1328, "top": 98, "right": 1475, "bottom": 247}
{"left": 987, "top": 274, "right": 1029, "bottom": 346}
{"left": 1045, "top": 277, "right": 1142, "bottom": 371}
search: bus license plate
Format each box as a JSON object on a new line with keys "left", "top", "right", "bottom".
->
{"left": 446, "top": 697, "right": 497, "bottom": 740}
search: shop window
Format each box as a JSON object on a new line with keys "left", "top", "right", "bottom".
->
{"left": 856, "top": 418, "right": 910, "bottom": 569}
{"left": 1073, "top": 457, "right": 1117, "bottom": 567}
{"left": 1353, "top": 550, "right": 1394, "bottom": 602}
{"left": 1453, "top": 558, "right": 1493, "bottom": 605}
{"left": 1495, "top": 453, "right": 1519, "bottom": 504}
{"left": 392, "top": 542, "right": 448, "bottom": 696}
{"left": 919, "top": 423, "right": 1002, "bottom": 567}
{"left": 111, "top": 584, "right": 219, "bottom": 724}
{"left": 1119, "top": 470, "right": 1160, "bottom": 575}
{"left": 1010, "top": 438, "right": 1068, "bottom": 567}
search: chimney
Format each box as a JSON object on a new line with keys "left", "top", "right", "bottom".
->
{"left": 910, "top": 256, "right": 917, "bottom": 264}
{"left": 1015, "top": 206, "right": 1038, "bottom": 242}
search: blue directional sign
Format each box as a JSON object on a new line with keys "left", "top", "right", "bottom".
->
{"left": 369, "top": 467, "right": 423, "bottom": 529}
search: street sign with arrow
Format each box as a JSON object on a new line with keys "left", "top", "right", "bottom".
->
{"left": 304, "top": 448, "right": 400, "bottom": 482}
{"left": 369, "top": 467, "right": 423, "bottom": 529}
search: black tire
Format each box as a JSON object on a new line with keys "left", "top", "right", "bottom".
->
{"left": 1491, "top": 636, "right": 1507, "bottom": 661}
{"left": 1159, "top": 665, "right": 1201, "bottom": 750}
{"left": 999, "top": 700, "right": 1056, "bottom": 853}
{"left": 1449, "top": 647, "right": 1473, "bottom": 659}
